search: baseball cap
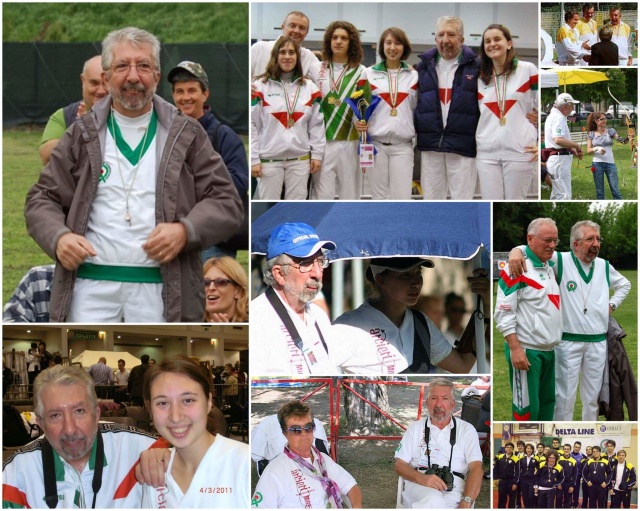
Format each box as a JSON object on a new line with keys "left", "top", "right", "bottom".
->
{"left": 167, "top": 61, "right": 209, "bottom": 90}
{"left": 369, "top": 257, "right": 435, "bottom": 278}
{"left": 266, "top": 222, "right": 336, "bottom": 259}
{"left": 556, "top": 93, "right": 579, "bottom": 106}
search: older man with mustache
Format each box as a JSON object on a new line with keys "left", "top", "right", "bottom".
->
{"left": 507, "top": 220, "right": 630, "bottom": 421}
{"left": 395, "top": 378, "right": 483, "bottom": 508}
{"left": 25, "top": 27, "right": 242, "bottom": 322}
{"left": 2, "top": 365, "right": 168, "bottom": 508}
{"left": 252, "top": 222, "right": 342, "bottom": 374}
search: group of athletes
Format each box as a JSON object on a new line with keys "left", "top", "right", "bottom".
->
{"left": 494, "top": 438, "right": 636, "bottom": 508}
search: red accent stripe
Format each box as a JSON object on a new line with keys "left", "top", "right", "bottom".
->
{"left": 357, "top": 78, "right": 367, "bottom": 88}
{"left": 411, "top": 82, "right": 418, "bottom": 91}
{"left": 548, "top": 294, "right": 561, "bottom": 309}
{"left": 516, "top": 78, "right": 535, "bottom": 93}
{"left": 439, "top": 88, "right": 452, "bottom": 104}
{"left": 113, "top": 437, "right": 171, "bottom": 500}
{"left": 514, "top": 411, "right": 531, "bottom": 421}
{"left": 2, "top": 484, "right": 30, "bottom": 508}
{"left": 499, "top": 270, "right": 543, "bottom": 290}
{"left": 306, "top": 90, "right": 323, "bottom": 106}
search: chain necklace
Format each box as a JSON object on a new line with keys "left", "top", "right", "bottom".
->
{"left": 109, "top": 109, "right": 153, "bottom": 226}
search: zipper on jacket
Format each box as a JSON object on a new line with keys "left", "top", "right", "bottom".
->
{"left": 439, "top": 134, "right": 444, "bottom": 148}
{"left": 159, "top": 119, "right": 189, "bottom": 224}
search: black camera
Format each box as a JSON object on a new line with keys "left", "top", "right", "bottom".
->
{"left": 420, "top": 464, "right": 454, "bottom": 491}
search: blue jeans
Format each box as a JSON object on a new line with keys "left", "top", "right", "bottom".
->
{"left": 592, "top": 161, "right": 622, "bottom": 200}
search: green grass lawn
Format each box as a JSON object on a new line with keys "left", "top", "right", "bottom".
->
{"left": 2, "top": 126, "right": 249, "bottom": 305}
{"left": 493, "top": 269, "right": 637, "bottom": 421}
{"left": 541, "top": 124, "right": 637, "bottom": 200}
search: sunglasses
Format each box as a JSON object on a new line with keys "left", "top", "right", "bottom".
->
{"left": 284, "top": 422, "right": 316, "bottom": 435}
{"left": 204, "top": 278, "right": 235, "bottom": 288}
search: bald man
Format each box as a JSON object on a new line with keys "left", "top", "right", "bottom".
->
{"left": 39, "top": 55, "right": 108, "bottom": 164}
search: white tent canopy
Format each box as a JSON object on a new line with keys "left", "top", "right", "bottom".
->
{"left": 72, "top": 350, "right": 140, "bottom": 370}
{"left": 541, "top": 69, "right": 559, "bottom": 89}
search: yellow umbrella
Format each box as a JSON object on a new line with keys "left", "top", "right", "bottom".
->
{"left": 550, "top": 68, "right": 609, "bottom": 91}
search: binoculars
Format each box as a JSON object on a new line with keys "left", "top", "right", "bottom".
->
{"left": 419, "top": 464, "right": 454, "bottom": 491}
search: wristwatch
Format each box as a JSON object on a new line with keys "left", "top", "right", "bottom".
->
{"left": 462, "top": 496, "right": 474, "bottom": 505}
{"left": 610, "top": 303, "right": 617, "bottom": 311}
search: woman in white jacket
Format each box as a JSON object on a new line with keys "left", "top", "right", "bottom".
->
{"left": 251, "top": 37, "right": 325, "bottom": 200}
{"left": 356, "top": 27, "right": 418, "bottom": 200}
{"left": 476, "top": 24, "right": 538, "bottom": 200}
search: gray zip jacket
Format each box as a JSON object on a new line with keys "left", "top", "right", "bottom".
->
{"left": 25, "top": 94, "right": 242, "bottom": 322}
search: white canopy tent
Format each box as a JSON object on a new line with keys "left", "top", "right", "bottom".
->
{"left": 72, "top": 350, "right": 140, "bottom": 370}
{"left": 541, "top": 69, "right": 560, "bottom": 88}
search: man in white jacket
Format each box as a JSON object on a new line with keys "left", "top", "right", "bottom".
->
{"left": 495, "top": 218, "right": 563, "bottom": 421}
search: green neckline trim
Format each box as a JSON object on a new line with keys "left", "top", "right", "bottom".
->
{"left": 107, "top": 110, "right": 157, "bottom": 166}
{"left": 371, "top": 61, "right": 410, "bottom": 72}
{"left": 570, "top": 251, "right": 595, "bottom": 283}
{"left": 525, "top": 246, "right": 546, "bottom": 268}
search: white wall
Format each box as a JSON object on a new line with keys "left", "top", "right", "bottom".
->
{"left": 251, "top": 2, "right": 539, "bottom": 49}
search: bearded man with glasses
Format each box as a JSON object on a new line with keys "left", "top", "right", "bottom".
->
{"left": 507, "top": 219, "right": 631, "bottom": 421}
{"left": 252, "top": 400, "right": 363, "bottom": 508}
{"left": 25, "top": 26, "right": 241, "bottom": 322}
{"left": 252, "top": 222, "right": 368, "bottom": 375}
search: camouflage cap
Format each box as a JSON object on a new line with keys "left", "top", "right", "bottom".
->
{"left": 167, "top": 61, "right": 209, "bottom": 90}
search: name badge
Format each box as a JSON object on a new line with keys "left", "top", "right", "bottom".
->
{"left": 359, "top": 144, "right": 375, "bottom": 167}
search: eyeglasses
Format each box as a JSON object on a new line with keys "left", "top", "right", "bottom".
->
{"left": 281, "top": 256, "right": 329, "bottom": 273}
{"left": 284, "top": 422, "right": 316, "bottom": 435}
{"left": 204, "top": 278, "right": 236, "bottom": 288}
{"left": 579, "top": 236, "right": 603, "bottom": 244}
{"left": 110, "top": 61, "right": 156, "bottom": 75}
{"left": 532, "top": 235, "right": 560, "bottom": 246}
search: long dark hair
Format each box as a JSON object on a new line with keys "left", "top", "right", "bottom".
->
{"left": 322, "top": 20, "right": 363, "bottom": 68}
{"left": 258, "top": 36, "right": 305, "bottom": 84}
{"left": 479, "top": 24, "right": 517, "bottom": 85}
{"left": 586, "top": 111, "right": 606, "bottom": 132}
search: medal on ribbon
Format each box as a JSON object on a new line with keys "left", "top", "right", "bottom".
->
{"left": 281, "top": 79, "right": 301, "bottom": 130}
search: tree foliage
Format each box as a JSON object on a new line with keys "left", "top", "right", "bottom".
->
{"left": 493, "top": 202, "right": 637, "bottom": 270}
{"left": 3, "top": 3, "right": 248, "bottom": 43}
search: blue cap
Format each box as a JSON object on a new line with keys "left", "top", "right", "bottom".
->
{"left": 369, "top": 257, "right": 434, "bottom": 277}
{"left": 266, "top": 222, "right": 336, "bottom": 259}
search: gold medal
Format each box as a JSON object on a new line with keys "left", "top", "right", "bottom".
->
{"left": 500, "top": 117, "right": 506, "bottom": 126}
{"left": 287, "top": 117, "right": 294, "bottom": 127}
{"left": 334, "top": 99, "right": 342, "bottom": 106}
{"left": 327, "top": 96, "right": 335, "bottom": 105}
{"left": 390, "top": 109, "right": 398, "bottom": 117}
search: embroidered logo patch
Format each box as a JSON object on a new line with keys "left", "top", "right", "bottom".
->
{"left": 252, "top": 492, "right": 263, "bottom": 506}
{"left": 567, "top": 280, "right": 577, "bottom": 292}
{"left": 100, "top": 162, "right": 111, "bottom": 183}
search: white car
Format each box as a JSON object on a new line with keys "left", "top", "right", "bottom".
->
{"left": 606, "top": 103, "right": 637, "bottom": 120}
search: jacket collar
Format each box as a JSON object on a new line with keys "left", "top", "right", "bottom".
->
{"left": 525, "top": 246, "right": 555, "bottom": 268}
{"left": 419, "top": 44, "right": 477, "bottom": 66}
{"left": 371, "top": 61, "right": 410, "bottom": 72}
{"left": 90, "top": 93, "right": 179, "bottom": 133}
